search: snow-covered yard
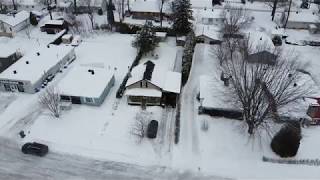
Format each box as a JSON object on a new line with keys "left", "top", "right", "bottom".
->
{"left": 0, "top": 34, "right": 180, "bottom": 166}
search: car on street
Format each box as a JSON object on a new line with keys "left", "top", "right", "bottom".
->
{"left": 21, "top": 142, "right": 49, "bottom": 157}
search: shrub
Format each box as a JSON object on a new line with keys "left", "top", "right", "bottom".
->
{"left": 271, "top": 121, "right": 302, "bottom": 158}
{"left": 29, "top": 12, "right": 38, "bottom": 26}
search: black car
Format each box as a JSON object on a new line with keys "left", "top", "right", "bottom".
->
{"left": 147, "top": 120, "right": 158, "bottom": 139}
{"left": 21, "top": 142, "right": 49, "bottom": 157}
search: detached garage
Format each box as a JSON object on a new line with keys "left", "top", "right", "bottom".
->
{"left": 58, "top": 65, "right": 115, "bottom": 106}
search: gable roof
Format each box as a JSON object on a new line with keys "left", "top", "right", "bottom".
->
{"left": 0, "top": 10, "right": 29, "bottom": 27}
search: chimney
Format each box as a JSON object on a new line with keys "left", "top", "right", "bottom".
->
{"left": 260, "top": 37, "right": 262, "bottom": 40}
{"left": 13, "top": 70, "right": 17, "bottom": 74}
{"left": 36, "top": 52, "right": 40, "bottom": 56}
{"left": 26, "top": 61, "right": 29, "bottom": 64}
{"left": 91, "top": 70, "right": 95, "bottom": 75}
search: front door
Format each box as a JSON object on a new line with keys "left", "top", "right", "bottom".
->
{"left": 10, "top": 84, "right": 18, "bottom": 92}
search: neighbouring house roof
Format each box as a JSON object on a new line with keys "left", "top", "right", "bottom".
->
{"left": 58, "top": 65, "right": 114, "bottom": 98}
{"left": 247, "top": 31, "right": 275, "bottom": 54}
{"left": 0, "top": 45, "right": 74, "bottom": 84}
{"left": 126, "top": 60, "right": 181, "bottom": 94}
{"left": 0, "top": 46, "right": 17, "bottom": 58}
{"left": 195, "top": 8, "right": 224, "bottom": 20}
{"left": 0, "top": 10, "right": 29, "bottom": 27}
{"left": 130, "top": 0, "right": 172, "bottom": 13}
{"left": 199, "top": 75, "right": 241, "bottom": 111}
{"left": 45, "top": 20, "right": 65, "bottom": 26}
{"left": 155, "top": 32, "right": 167, "bottom": 38}
{"left": 287, "top": 11, "right": 319, "bottom": 24}
{"left": 195, "top": 25, "right": 222, "bottom": 41}
{"left": 1, "top": 0, "right": 36, "bottom": 6}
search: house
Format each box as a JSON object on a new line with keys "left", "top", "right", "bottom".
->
{"left": 199, "top": 75, "right": 243, "bottom": 119}
{"left": 195, "top": 25, "right": 222, "bottom": 44}
{"left": 0, "top": 10, "right": 29, "bottom": 37}
{"left": 130, "top": 0, "right": 172, "bottom": 20}
{"left": 195, "top": 8, "right": 224, "bottom": 25}
{"left": 58, "top": 65, "right": 115, "bottom": 106}
{"left": 125, "top": 61, "right": 181, "bottom": 106}
{"left": 0, "top": 45, "right": 75, "bottom": 93}
{"left": 281, "top": 10, "right": 320, "bottom": 29}
{"left": 246, "top": 31, "right": 277, "bottom": 65}
{"left": 155, "top": 32, "right": 167, "bottom": 41}
{"left": 40, "top": 20, "right": 68, "bottom": 34}
{"left": 1, "top": 0, "right": 39, "bottom": 10}
{"left": 0, "top": 47, "right": 22, "bottom": 73}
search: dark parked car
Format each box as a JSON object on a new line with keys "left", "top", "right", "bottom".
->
{"left": 147, "top": 120, "right": 158, "bottom": 139}
{"left": 21, "top": 142, "right": 49, "bottom": 157}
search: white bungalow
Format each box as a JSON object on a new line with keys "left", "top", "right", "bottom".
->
{"left": 0, "top": 45, "right": 75, "bottom": 93}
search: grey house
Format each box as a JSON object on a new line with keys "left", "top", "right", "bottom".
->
{"left": 58, "top": 65, "right": 115, "bottom": 106}
{"left": 0, "top": 49, "right": 22, "bottom": 73}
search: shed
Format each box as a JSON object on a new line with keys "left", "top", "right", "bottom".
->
{"left": 195, "top": 26, "right": 222, "bottom": 44}
{"left": 130, "top": 0, "right": 172, "bottom": 20}
{"left": 58, "top": 65, "right": 115, "bottom": 106}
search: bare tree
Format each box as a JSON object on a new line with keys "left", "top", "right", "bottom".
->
{"left": 215, "top": 38, "right": 312, "bottom": 136}
{"left": 265, "top": 0, "right": 289, "bottom": 21}
{"left": 39, "top": 86, "right": 61, "bottom": 118}
{"left": 222, "top": 5, "right": 251, "bottom": 37}
{"left": 115, "top": 0, "right": 124, "bottom": 22}
{"left": 158, "top": 0, "right": 168, "bottom": 27}
{"left": 283, "top": 0, "right": 292, "bottom": 28}
{"left": 130, "top": 110, "right": 151, "bottom": 143}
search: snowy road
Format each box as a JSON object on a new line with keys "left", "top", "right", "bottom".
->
{"left": 0, "top": 137, "right": 224, "bottom": 180}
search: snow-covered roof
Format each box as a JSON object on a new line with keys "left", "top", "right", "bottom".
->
{"left": 195, "top": 8, "right": 224, "bottom": 20}
{"left": 271, "top": 28, "right": 287, "bottom": 37}
{"left": 58, "top": 65, "right": 114, "bottom": 98}
{"left": 0, "top": 46, "right": 17, "bottom": 58}
{"left": 247, "top": 31, "right": 275, "bottom": 54}
{"left": 125, "top": 88, "right": 162, "bottom": 97}
{"left": 199, "top": 75, "right": 241, "bottom": 110}
{"left": 131, "top": 0, "right": 172, "bottom": 13}
{"left": 0, "top": 45, "right": 74, "bottom": 85}
{"left": 126, "top": 60, "right": 181, "bottom": 94}
{"left": 0, "top": 10, "right": 29, "bottom": 27}
{"left": 163, "top": 71, "right": 181, "bottom": 93}
{"left": 195, "top": 25, "right": 222, "bottom": 40}
{"left": 45, "top": 20, "right": 64, "bottom": 26}
{"left": 156, "top": 32, "right": 167, "bottom": 38}
{"left": 288, "top": 11, "right": 319, "bottom": 24}
{"left": 1, "top": 0, "right": 36, "bottom": 6}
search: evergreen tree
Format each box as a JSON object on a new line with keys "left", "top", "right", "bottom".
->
{"left": 132, "top": 21, "right": 158, "bottom": 56}
{"left": 29, "top": 12, "right": 38, "bottom": 26}
{"left": 271, "top": 121, "right": 302, "bottom": 158}
{"left": 172, "top": 0, "right": 193, "bottom": 35}
{"left": 181, "top": 31, "right": 196, "bottom": 84}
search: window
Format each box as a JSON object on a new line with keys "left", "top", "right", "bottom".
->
{"left": 85, "top": 97, "right": 93, "bottom": 103}
{"left": 145, "top": 82, "right": 148, "bottom": 88}
{"left": 17, "top": 84, "right": 24, "bottom": 92}
{"left": 4, "top": 84, "right": 11, "bottom": 91}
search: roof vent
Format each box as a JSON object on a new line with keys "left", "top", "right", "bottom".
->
{"left": 47, "top": 45, "right": 50, "bottom": 48}
{"left": 36, "top": 52, "right": 40, "bottom": 56}
{"left": 26, "top": 61, "right": 29, "bottom": 64}
{"left": 296, "top": 11, "right": 298, "bottom": 14}
{"left": 13, "top": 70, "right": 17, "bottom": 74}
{"left": 260, "top": 37, "right": 262, "bottom": 40}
